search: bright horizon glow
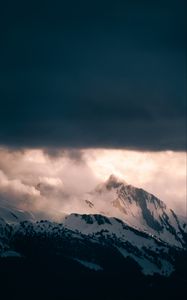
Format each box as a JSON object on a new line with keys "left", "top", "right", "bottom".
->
{"left": 0, "top": 147, "right": 186, "bottom": 216}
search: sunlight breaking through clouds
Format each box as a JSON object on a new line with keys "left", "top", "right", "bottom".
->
{"left": 0, "top": 147, "right": 186, "bottom": 217}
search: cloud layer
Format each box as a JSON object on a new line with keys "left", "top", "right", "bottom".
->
{"left": 0, "top": 0, "right": 186, "bottom": 150}
{"left": 0, "top": 147, "right": 186, "bottom": 218}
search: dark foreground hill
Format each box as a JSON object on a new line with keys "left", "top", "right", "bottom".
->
{"left": 0, "top": 251, "right": 187, "bottom": 300}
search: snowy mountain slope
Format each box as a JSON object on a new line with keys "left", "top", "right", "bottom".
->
{"left": 0, "top": 204, "right": 35, "bottom": 255}
{"left": 63, "top": 213, "right": 176, "bottom": 275}
{"left": 0, "top": 204, "right": 35, "bottom": 224}
{"left": 0, "top": 214, "right": 179, "bottom": 276}
{"left": 73, "top": 175, "right": 187, "bottom": 248}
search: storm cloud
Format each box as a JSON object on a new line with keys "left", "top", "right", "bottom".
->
{"left": 0, "top": 0, "right": 186, "bottom": 150}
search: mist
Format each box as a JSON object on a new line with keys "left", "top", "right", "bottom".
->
{"left": 0, "top": 147, "right": 186, "bottom": 219}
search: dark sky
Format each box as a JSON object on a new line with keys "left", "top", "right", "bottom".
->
{"left": 0, "top": 0, "right": 186, "bottom": 150}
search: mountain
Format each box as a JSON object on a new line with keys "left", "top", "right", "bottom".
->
{"left": 0, "top": 176, "right": 186, "bottom": 299}
{"left": 0, "top": 175, "right": 186, "bottom": 274}
{"left": 0, "top": 204, "right": 186, "bottom": 276}
{"left": 0, "top": 215, "right": 177, "bottom": 275}
{"left": 76, "top": 175, "right": 187, "bottom": 248}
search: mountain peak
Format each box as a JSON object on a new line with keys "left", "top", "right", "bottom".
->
{"left": 94, "top": 174, "right": 127, "bottom": 193}
{"left": 105, "top": 174, "right": 126, "bottom": 190}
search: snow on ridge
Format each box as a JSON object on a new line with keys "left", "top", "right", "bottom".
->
{"left": 74, "top": 259, "right": 103, "bottom": 271}
{"left": 0, "top": 205, "right": 35, "bottom": 224}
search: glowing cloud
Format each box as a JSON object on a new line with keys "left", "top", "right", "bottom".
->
{"left": 0, "top": 147, "right": 186, "bottom": 217}
{"left": 85, "top": 149, "right": 186, "bottom": 213}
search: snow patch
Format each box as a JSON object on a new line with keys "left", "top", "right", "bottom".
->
{"left": 74, "top": 259, "right": 103, "bottom": 271}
